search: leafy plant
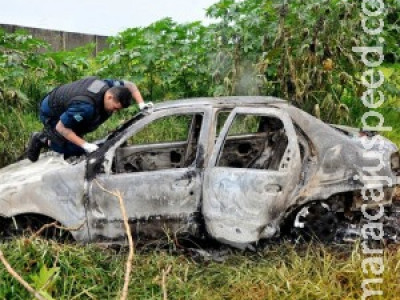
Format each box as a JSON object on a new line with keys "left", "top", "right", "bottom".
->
{"left": 0, "top": 29, "right": 50, "bottom": 110}
{"left": 96, "top": 18, "right": 212, "bottom": 102}
{"left": 30, "top": 265, "right": 60, "bottom": 300}
{"left": 207, "top": 0, "right": 374, "bottom": 124}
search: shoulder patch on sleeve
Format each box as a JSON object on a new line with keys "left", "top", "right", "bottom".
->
{"left": 87, "top": 80, "right": 107, "bottom": 93}
{"left": 73, "top": 114, "right": 84, "bottom": 122}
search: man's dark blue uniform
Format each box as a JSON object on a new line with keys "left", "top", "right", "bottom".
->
{"left": 27, "top": 76, "right": 151, "bottom": 162}
{"left": 39, "top": 97, "right": 96, "bottom": 157}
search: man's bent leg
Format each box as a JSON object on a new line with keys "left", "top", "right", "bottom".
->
{"left": 27, "top": 131, "right": 48, "bottom": 162}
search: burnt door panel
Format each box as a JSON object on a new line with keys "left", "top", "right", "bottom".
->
{"left": 203, "top": 107, "right": 301, "bottom": 246}
{"left": 88, "top": 168, "right": 201, "bottom": 241}
{"left": 203, "top": 168, "right": 288, "bottom": 244}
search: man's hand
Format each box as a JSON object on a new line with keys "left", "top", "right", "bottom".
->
{"left": 139, "top": 101, "right": 154, "bottom": 115}
{"left": 81, "top": 142, "right": 99, "bottom": 153}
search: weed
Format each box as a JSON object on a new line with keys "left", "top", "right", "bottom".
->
{"left": 1, "top": 239, "right": 399, "bottom": 299}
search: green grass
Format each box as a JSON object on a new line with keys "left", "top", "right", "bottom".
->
{"left": 1, "top": 238, "right": 399, "bottom": 299}
{"left": 0, "top": 109, "right": 42, "bottom": 167}
{"left": 379, "top": 63, "right": 400, "bottom": 147}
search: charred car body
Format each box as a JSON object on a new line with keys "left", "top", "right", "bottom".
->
{"left": 1, "top": 97, "right": 399, "bottom": 248}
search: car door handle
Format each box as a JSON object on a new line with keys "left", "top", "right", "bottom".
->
{"left": 264, "top": 184, "right": 281, "bottom": 193}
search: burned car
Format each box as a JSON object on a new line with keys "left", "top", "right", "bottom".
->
{"left": 0, "top": 96, "right": 399, "bottom": 248}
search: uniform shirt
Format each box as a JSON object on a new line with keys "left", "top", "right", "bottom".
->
{"left": 40, "top": 79, "right": 124, "bottom": 135}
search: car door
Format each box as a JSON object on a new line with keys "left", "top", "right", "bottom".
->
{"left": 86, "top": 107, "right": 210, "bottom": 242}
{"left": 203, "top": 107, "right": 302, "bottom": 246}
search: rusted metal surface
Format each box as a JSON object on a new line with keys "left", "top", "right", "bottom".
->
{"left": 0, "top": 97, "right": 398, "bottom": 247}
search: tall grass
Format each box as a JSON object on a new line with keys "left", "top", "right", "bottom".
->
{"left": 379, "top": 64, "right": 400, "bottom": 147}
{"left": 0, "top": 109, "right": 42, "bottom": 166}
{"left": 1, "top": 238, "right": 399, "bottom": 299}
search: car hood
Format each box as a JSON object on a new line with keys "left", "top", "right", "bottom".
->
{"left": 0, "top": 154, "right": 71, "bottom": 193}
{"left": 0, "top": 153, "right": 87, "bottom": 225}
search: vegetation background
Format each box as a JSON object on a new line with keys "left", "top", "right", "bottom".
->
{"left": 0, "top": 0, "right": 399, "bottom": 299}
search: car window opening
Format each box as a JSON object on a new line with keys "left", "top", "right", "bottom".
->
{"left": 113, "top": 113, "right": 203, "bottom": 173}
{"left": 217, "top": 114, "right": 288, "bottom": 170}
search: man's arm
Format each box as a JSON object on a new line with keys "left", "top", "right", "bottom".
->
{"left": 56, "top": 121, "right": 85, "bottom": 146}
{"left": 122, "top": 80, "right": 145, "bottom": 106}
{"left": 55, "top": 121, "right": 98, "bottom": 153}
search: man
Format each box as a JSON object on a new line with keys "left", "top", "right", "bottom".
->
{"left": 27, "top": 76, "right": 153, "bottom": 162}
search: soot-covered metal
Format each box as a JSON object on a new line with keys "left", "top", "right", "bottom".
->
{"left": 0, "top": 97, "right": 399, "bottom": 248}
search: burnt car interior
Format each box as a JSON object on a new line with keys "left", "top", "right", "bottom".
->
{"left": 114, "top": 113, "right": 203, "bottom": 173}
{"left": 111, "top": 110, "right": 292, "bottom": 173}
{"left": 216, "top": 113, "right": 288, "bottom": 170}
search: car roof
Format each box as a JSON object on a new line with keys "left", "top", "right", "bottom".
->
{"left": 106, "top": 96, "right": 290, "bottom": 141}
{"left": 153, "top": 96, "right": 287, "bottom": 110}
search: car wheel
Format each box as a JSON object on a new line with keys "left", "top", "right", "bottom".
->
{"left": 293, "top": 201, "right": 339, "bottom": 242}
{"left": 0, "top": 214, "right": 73, "bottom": 242}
